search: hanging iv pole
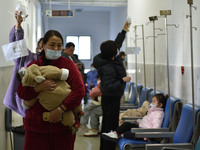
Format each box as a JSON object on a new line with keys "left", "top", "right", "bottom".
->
{"left": 186, "top": 0, "right": 197, "bottom": 133}
{"left": 134, "top": 26, "right": 139, "bottom": 101}
{"left": 160, "top": 10, "right": 179, "bottom": 125}
{"left": 147, "top": 16, "right": 158, "bottom": 93}
{"left": 142, "top": 25, "right": 147, "bottom": 100}
{"left": 134, "top": 25, "right": 147, "bottom": 100}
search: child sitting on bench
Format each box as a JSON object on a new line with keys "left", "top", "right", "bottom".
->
{"left": 102, "top": 93, "right": 167, "bottom": 142}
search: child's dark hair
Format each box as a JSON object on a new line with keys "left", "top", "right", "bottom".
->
{"left": 153, "top": 93, "right": 168, "bottom": 110}
{"left": 100, "top": 40, "right": 118, "bottom": 60}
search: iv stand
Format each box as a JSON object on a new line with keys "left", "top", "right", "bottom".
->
{"left": 160, "top": 10, "right": 179, "bottom": 126}
{"left": 134, "top": 26, "right": 138, "bottom": 102}
{"left": 134, "top": 25, "right": 147, "bottom": 100}
{"left": 186, "top": 0, "right": 197, "bottom": 134}
{"left": 146, "top": 16, "right": 159, "bottom": 93}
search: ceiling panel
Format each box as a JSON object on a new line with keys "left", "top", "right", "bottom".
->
{"left": 41, "top": 0, "right": 127, "bottom": 7}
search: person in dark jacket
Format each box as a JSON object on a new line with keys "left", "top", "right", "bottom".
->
{"left": 93, "top": 21, "right": 131, "bottom": 150}
{"left": 62, "top": 42, "right": 88, "bottom": 104}
{"left": 62, "top": 42, "right": 80, "bottom": 63}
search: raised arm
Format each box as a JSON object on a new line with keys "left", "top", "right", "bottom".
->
{"left": 114, "top": 21, "right": 130, "bottom": 49}
{"left": 9, "top": 11, "right": 27, "bottom": 42}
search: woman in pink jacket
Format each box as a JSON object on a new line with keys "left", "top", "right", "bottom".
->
{"left": 101, "top": 93, "right": 167, "bottom": 141}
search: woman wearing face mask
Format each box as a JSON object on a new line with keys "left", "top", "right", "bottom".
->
{"left": 101, "top": 93, "right": 167, "bottom": 142}
{"left": 17, "top": 30, "right": 85, "bottom": 150}
{"left": 36, "top": 38, "right": 44, "bottom": 59}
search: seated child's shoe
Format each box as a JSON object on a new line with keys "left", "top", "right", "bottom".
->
{"left": 83, "top": 129, "right": 98, "bottom": 137}
{"left": 101, "top": 131, "right": 118, "bottom": 143}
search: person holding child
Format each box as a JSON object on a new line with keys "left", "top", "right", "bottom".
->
{"left": 17, "top": 29, "right": 85, "bottom": 150}
{"left": 102, "top": 94, "right": 167, "bottom": 142}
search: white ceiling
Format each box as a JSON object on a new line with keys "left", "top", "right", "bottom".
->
{"left": 41, "top": 0, "right": 127, "bottom": 7}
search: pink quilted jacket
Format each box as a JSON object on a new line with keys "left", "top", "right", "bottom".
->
{"left": 137, "top": 107, "right": 164, "bottom": 128}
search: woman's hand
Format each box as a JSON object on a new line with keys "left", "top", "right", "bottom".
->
{"left": 122, "top": 76, "right": 131, "bottom": 82}
{"left": 123, "top": 21, "right": 131, "bottom": 32}
{"left": 34, "top": 79, "right": 57, "bottom": 92}
{"left": 49, "top": 107, "right": 63, "bottom": 123}
{"left": 15, "top": 11, "right": 28, "bottom": 29}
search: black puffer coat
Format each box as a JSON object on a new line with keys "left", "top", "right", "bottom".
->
{"left": 93, "top": 30, "right": 127, "bottom": 97}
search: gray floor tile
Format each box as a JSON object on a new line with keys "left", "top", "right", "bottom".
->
{"left": 74, "top": 132, "right": 100, "bottom": 150}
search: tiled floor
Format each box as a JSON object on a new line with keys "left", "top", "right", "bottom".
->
{"left": 75, "top": 99, "right": 101, "bottom": 150}
{"left": 74, "top": 130, "right": 120, "bottom": 150}
{"left": 74, "top": 131, "right": 100, "bottom": 150}
{"left": 75, "top": 99, "right": 120, "bottom": 150}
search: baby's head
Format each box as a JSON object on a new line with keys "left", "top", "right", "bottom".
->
{"left": 100, "top": 40, "right": 118, "bottom": 60}
{"left": 151, "top": 93, "right": 168, "bottom": 109}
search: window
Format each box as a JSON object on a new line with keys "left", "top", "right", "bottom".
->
{"left": 66, "top": 36, "right": 91, "bottom": 60}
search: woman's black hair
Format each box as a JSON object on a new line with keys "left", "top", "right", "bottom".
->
{"left": 37, "top": 38, "right": 44, "bottom": 47}
{"left": 100, "top": 40, "right": 118, "bottom": 60}
{"left": 153, "top": 93, "right": 168, "bottom": 110}
{"left": 43, "top": 30, "right": 63, "bottom": 45}
{"left": 36, "top": 38, "right": 44, "bottom": 57}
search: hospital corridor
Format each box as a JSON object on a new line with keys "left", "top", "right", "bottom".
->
{"left": 1, "top": 0, "right": 200, "bottom": 150}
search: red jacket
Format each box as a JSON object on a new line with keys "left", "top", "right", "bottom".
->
{"left": 17, "top": 55, "right": 85, "bottom": 133}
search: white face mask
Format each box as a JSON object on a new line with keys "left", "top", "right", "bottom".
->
{"left": 150, "top": 103, "right": 158, "bottom": 108}
{"left": 91, "top": 68, "right": 96, "bottom": 72}
{"left": 46, "top": 49, "right": 61, "bottom": 60}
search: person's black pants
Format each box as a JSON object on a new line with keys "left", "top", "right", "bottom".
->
{"left": 100, "top": 95, "right": 120, "bottom": 150}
